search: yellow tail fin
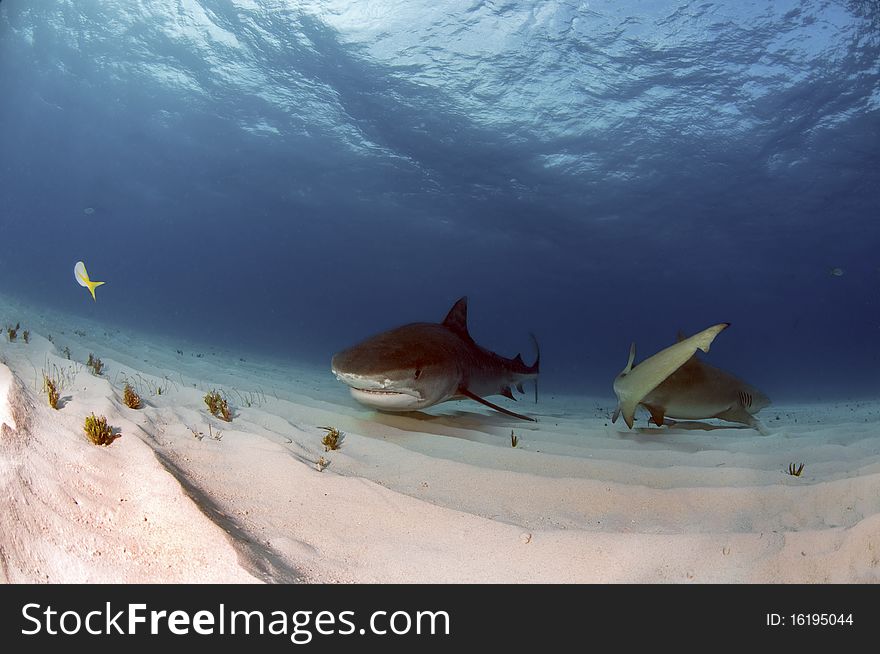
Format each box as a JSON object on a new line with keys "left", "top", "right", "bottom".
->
{"left": 85, "top": 279, "right": 105, "bottom": 301}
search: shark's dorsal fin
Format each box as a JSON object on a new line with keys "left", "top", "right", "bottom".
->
{"left": 442, "top": 297, "right": 473, "bottom": 342}
{"left": 459, "top": 387, "right": 536, "bottom": 422}
{"left": 675, "top": 330, "right": 701, "bottom": 369}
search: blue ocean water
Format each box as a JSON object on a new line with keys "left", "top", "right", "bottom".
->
{"left": 0, "top": 0, "right": 877, "bottom": 401}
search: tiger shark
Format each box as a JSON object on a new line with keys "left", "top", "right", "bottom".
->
{"left": 612, "top": 323, "right": 770, "bottom": 433}
{"left": 331, "top": 297, "right": 540, "bottom": 421}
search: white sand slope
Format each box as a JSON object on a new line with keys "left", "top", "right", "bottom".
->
{"left": 1, "top": 294, "right": 879, "bottom": 583}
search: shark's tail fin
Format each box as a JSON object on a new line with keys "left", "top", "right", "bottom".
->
{"left": 512, "top": 333, "right": 540, "bottom": 403}
{"left": 529, "top": 332, "right": 540, "bottom": 403}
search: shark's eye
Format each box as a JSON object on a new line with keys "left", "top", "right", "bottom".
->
{"left": 414, "top": 368, "right": 422, "bottom": 380}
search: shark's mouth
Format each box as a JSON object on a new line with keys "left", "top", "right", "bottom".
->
{"left": 348, "top": 387, "right": 424, "bottom": 411}
{"left": 332, "top": 369, "right": 425, "bottom": 410}
{"left": 351, "top": 388, "right": 412, "bottom": 396}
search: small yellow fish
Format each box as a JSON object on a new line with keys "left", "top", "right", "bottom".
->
{"left": 74, "top": 261, "right": 106, "bottom": 301}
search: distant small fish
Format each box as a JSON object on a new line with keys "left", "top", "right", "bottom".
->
{"left": 83, "top": 207, "right": 95, "bottom": 215}
{"left": 74, "top": 261, "right": 106, "bottom": 301}
{"left": 829, "top": 267, "right": 844, "bottom": 277}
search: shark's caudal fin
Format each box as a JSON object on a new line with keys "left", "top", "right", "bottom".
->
{"left": 74, "top": 261, "right": 106, "bottom": 302}
{"left": 530, "top": 332, "right": 540, "bottom": 402}
{"left": 459, "top": 387, "right": 537, "bottom": 422}
{"left": 612, "top": 323, "right": 730, "bottom": 429}
{"left": 509, "top": 333, "right": 541, "bottom": 406}
{"left": 611, "top": 341, "right": 636, "bottom": 429}
{"left": 610, "top": 343, "right": 635, "bottom": 424}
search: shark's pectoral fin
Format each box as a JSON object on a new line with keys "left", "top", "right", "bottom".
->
{"left": 752, "top": 419, "right": 771, "bottom": 436}
{"left": 516, "top": 382, "right": 525, "bottom": 394}
{"left": 716, "top": 406, "right": 771, "bottom": 435}
{"left": 644, "top": 404, "right": 666, "bottom": 426}
{"left": 458, "top": 387, "right": 536, "bottom": 422}
{"left": 620, "top": 403, "right": 636, "bottom": 429}
{"left": 501, "top": 386, "right": 516, "bottom": 400}
{"left": 612, "top": 401, "right": 637, "bottom": 428}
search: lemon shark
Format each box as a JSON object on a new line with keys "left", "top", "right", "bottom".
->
{"left": 331, "top": 297, "right": 540, "bottom": 421}
{"left": 612, "top": 323, "right": 770, "bottom": 433}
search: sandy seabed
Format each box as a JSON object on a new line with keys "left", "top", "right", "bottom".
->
{"left": 1, "top": 294, "right": 879, "bottom": 583}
